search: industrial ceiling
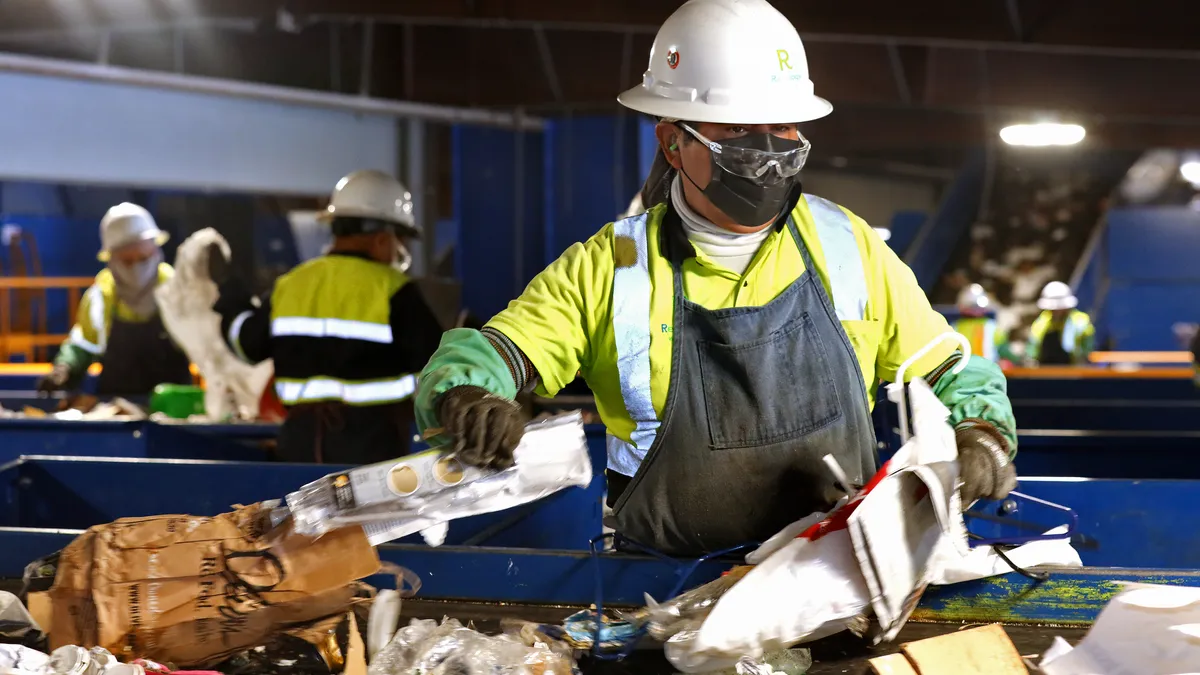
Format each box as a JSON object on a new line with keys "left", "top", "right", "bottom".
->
{"left": 1, "top": 0, "right": 1197, "bottom": 168}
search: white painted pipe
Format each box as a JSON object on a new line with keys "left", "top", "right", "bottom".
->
{"left": 0, "top": 51, "right": 545, "bottom": 131}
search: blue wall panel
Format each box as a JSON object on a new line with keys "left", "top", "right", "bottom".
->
{"left": 1078, "top": 207, "right": 1200, "bottom": 350}
{"left": 1105, "top": 283, "right": 1200, "bottom": 351}
{"left": 887, "top": 210, "right": 927, "bottom": 258}
{"left": 905, "top": 149, "right": 986, "bottom": 289}
{"left": 1, "top": 215, "right": 105, "bottom": 335}
{"left": 638, "top": 117, "right": 659, "bottom": 187}
{"left": 543, "top": 115, "right": 642, "bottom": 263}
{"left": 453, "top": 125, "right": 545, "bottom": 320}
{"left": 1106, "top": 207, "right": 1200, "bottom": 281}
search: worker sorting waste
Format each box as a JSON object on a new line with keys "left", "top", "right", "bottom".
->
{"left": 416, "top": 0, "right": 1019, "bottom": 557}
{"left": 213, "top": 169, "right": 444, "bottom": 464}
{"left": 37, "top": 203, "right": 191, "bottom": 398}
{"left": 1028, "top": 281, "right": 1095, "bottom": 366}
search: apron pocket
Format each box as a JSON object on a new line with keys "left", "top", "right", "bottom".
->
{"left": 698, "top": 312, "right": 843, "bottom": 450}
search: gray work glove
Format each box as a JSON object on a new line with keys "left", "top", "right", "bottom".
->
{"left": 956, "top": 420, "right": 1018, "bottom": 505}
{"left": 437, "top": 386, "right": 527, "bottom": 470}
{"left": 36, "top": 363, "right": 74, "bottom": 394}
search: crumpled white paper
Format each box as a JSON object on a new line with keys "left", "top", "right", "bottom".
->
{"left": 1039, "top": 582, "right": 1200, "bottom": 675}
{"left": 154, "top": 228, "right": 274, "bottom": 421}
{"left": 668, "top": 378, "right": 1082, "bottom": 673}
{"left": 932, "top": 524, "right": 1080, "bottom": 586}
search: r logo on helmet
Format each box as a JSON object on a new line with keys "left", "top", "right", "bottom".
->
{"left": 666, "top": 48, "right": 680, "bottom": 69}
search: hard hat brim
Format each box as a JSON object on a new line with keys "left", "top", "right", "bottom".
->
{"left": 617, "top": 85, "right": 834, "bottom": 125}
{"left": 1038, "top": 296, "right": 1078, "bottom": 311}
{"left": 97, "top": 229, "right": 169, "bottom": 262}
{"left": 321, "top": 204, "right": 418, "bottom": 231}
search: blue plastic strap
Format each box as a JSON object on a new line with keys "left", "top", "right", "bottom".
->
{"left": 967, "top": 491, "right": 1079, "bottom": 547}
{"left": 585, "top": 532, "right": 756, "bottom": 660}
{"left": 804, "top": 194, "right": 869, "bottom": 322}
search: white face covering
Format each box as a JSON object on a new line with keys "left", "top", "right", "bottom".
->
{"left": 110, "top": 249, "right": 163, "bottom": 316}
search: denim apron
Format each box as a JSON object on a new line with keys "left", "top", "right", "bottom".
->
{"left": 611, "top": 209, "right": 878, "bottom": 556}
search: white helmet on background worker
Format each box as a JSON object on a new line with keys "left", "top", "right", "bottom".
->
{"left": 319, "top": 169, "right": 419, "bottom": 238}
{"left": 321, "top": 169, "right": 419, "bottom": 273}
{"left": 97, "top": 203, "right": 169, "bottom": 262}
{"left": 1038, "top": 281, "right": 1078, "bottom": 311}
{"left": 957, "top": 283, "right": 991, "bottom": 315}
{"left": 617, "top": 0, "right": 832, "bottom": 124}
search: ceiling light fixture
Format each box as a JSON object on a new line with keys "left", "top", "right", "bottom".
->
{"left": 999, "top": 122, "right": 1086, "bottom": 147}
{"left": 1179, "top": 159, "right": 1200, "bottom": 187}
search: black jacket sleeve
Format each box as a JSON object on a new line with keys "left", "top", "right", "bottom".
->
{"left": 215, "top": 278, "right": 272, "bottom": 365}
{"left": 389, "top": 282, "right": 447, "bottom": 373}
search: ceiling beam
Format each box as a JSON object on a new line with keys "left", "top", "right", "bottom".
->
{"left": 1, "top": 0, "right": 1197, "bottom": 59}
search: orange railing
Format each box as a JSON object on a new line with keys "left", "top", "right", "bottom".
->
{"left": 0, "top": 277, "right": 94, "bottom": 362}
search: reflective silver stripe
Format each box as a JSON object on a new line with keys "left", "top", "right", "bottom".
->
{"left": 275, "top": 374, "right": 417, "bottom": 405}
{"left": 89, "top": 286, "right": 109, "bottom": 351}
{"left": 271, "top": 316, "right": 393, "bottom": 344}
{"left": 228, "top": 310, "right": 253, "bottom": 362}
{"left": 1062, "top": 314, "right": 1080, "bottom": 354}
{"left": 67, "top": 325, "right": 102, "bottom": 355}
{"left": 611, "top": 212, "right": 661, "bottom": 462}
{"left": 67, "top": 286, "right": 107, "bottom": 354}
{"left": 606, "top": 434, "right": 645, "bottom": 477}
{"left": 983, "top": 318, "right": 998, "bottom": 361}
{"left": 804, "top": 194, "right": 869, "bottom": 322}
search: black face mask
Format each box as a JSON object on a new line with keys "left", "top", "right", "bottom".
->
{"left": 682, "top": 133, "right": 804, "bottom": 227}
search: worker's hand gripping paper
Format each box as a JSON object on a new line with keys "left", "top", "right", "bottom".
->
{"left": 154, "top": 228, "right": 274, "bottom": 421}
{"left": 665, "top": 378, "right": 963, "bottom": 673}
{"left": 284, "top": 412, "right": 593, "bottom": 545}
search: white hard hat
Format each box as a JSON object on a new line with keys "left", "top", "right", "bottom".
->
{"left": 617, "top": 0, "right": 832, "bottom": 124}
{"left": 957, "top": 283, "right": 991, "bottom": 312}
{"left": 319, "top": 169, "right": 418, "bottom": 236}
{"left": 1038, "top": 281, "right": 1078, "bottom": 311}
{"left": 97, "top": 203, "right": 169, "bottom": 262}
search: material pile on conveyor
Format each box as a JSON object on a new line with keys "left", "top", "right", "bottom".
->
{"left": 12, "top": 413, "right": 593, "bottom": 674}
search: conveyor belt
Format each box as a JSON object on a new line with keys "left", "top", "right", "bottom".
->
{"left": 400, "top": 599, "right": 1084, "bottom": 674}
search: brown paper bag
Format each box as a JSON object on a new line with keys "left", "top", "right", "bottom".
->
{"left": 49, "top": 503, "right": 380, "bottom": 667}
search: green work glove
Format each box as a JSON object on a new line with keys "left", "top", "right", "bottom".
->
{"left": 956, "top": 420, "right": 1017, "bottom": 504}
{"left": 36, "top": 362, "right": 74, "bottom": 394}
{"left": 437, "top": 385, "right": 527, "bottom": 470}
{"left": 930, "top": 354, "right": 1018, "bottom": 455}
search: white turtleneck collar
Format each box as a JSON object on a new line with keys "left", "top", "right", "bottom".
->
{"left": 671, "top": 175, "right": 770, "bottom": 275}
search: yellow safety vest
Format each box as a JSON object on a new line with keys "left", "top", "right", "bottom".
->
{"left": 269, "top": 255, "right": 417, "bottom": 406}
{"left": 66, "top": 264, "right": 174, "bottom": 357}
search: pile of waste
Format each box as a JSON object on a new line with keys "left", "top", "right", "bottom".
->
{"left": 0, "top": 397, "right": 144, "bottom": 420}
{"left": 0, "top": 412, "right": 593, "bottom": 675}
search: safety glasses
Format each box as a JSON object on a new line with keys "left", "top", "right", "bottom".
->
{"left": 678, "top": 122, "right": 811, "bottom": 181}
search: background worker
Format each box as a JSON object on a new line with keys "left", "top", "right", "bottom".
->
{"left": 1028, "top": 281, "right": 1095, "bottom": 366}
{"left": 214, "top": 169, "right": 444, "bottom": 464}
{"left": 953, "top": 283, "right": 999, "bottom": 362}
{"left": 38, "top": 203, "right": 191, "bottom": 397}
{"left": 415, "top": 0, "right": 1019, "bottom": 557}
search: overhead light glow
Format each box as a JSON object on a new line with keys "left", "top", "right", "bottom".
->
{"left": 873, "top": 227, "right": 892, "bottom": 241}
{"left": 999, "top": 123, "right": 1086, "bottom": 147}
{"left": 1180, "top": 160, "right": 1200, "bottom": 187}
